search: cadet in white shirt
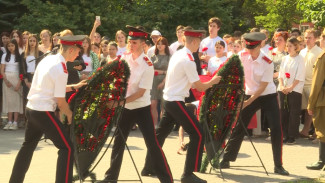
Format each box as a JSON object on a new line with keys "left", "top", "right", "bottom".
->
{"left": 220, "top": 32, "right": 289, "bottom": 176}
{"left": 101, "top": 25, "right": 173, "bottom": 183}
{"left": 142, "top": 28, "right": 221, "bottom": 183}
{"left": 9, "top": 35, "right": 87, "bottom": 183}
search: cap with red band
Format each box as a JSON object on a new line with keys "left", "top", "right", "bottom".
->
{"left": 126, "top": 25, "right": 149, "bottom": 40}
{"left": 243, "top": 32, "right": 266, "bottom": 49}
{"left": 58, "top": 35, "right": 87, "bottom": 48}
{"left": 184, "top": 30, "right": 205, "bottom": 38}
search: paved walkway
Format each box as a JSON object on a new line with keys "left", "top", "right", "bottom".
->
{"left": 0, "top": 128, "right": 323, "bottom": 183}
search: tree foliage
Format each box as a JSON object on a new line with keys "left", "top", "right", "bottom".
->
{"left": 13, "top": 0, "right": 236, "bottom": 43}
{"left": 0, "top": 0, "right": 26, "bottom": 32}
{"left": 298, "top": 0, "right": 325, "bottom": 27}
{"left": 254, "top": 0, "right": 302, "bottom": 31}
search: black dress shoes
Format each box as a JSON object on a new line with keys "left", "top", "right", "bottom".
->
{"left": 274, "top": 166, "right": 289, "bottom": 175}
{"left": 306, "top": 161, "right": 325, "bottom": 170}
{"left": 181, "top": 173, "right": 207, "bottom": 183}
{"left": 141, "top": 168, "right": 156, "bottom": 176}
{"left": 219, "top": 160, "right": 230, "bottom": 169}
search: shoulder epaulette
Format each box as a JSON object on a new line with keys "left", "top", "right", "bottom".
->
{"left": 143, "top": 56, "right": 153, "bottom": 66}
{"left": 262, "top": 56, "right": 272, "bottom": 64}
{"left": 61, "top": 62, "right": 68, "bottom": 73}
{"left": 241, "top": 51, "right": 249, "bottom": 57}
{"left": 187, "top": 53, "right": 194, "bottom": 61}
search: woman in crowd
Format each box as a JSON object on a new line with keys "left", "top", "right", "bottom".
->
{"left": 80, "top": 36, "right": 100, "bottom": 80}
{"left": 226, "top": 37, "right": 235, "bottom": 57}
{"left": 1, "top": 39, "right": 23, "bottom": 130}
{"left": 296, "top": 36, "right": 306, "bottom": 51}
{"left": 270, "top": 31, "right": 289, "bottom": 86}
{"left": 1, "top": 32, "right": 10, "bottom": 53}
{"left": 21, "top": 34, "right": 43, "bottom": 93}
{"left": 278, "top": 37, "right": 306, "bottom": 144}
{"left": 98, "top": 40, "right": 110, "bottom": 63}
{"left": 150, "top": 37, "right": 170, "bottom": 127}
{"left": 10, "top": 30, "right": 24, "bottom": 54}
{"left": 115, "top": 30, "right": 127, "bottom": 57}
{"left": 38, "top": 29, "right": 52, "bottom": 53}
{"left": 91, "top": 42, "right": 100, "bottom": 56}
{"left": 22, "top": 31, "right": 30, "bottom": 48}
{"left": 232, "top": 40, "right": 242, "bottom": 55}
{"left": 206, "top": 41, "right": 227, "bottom": 76}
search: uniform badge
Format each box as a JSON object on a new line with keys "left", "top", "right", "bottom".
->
{"left": 262, "top": 56, "right": 272, "bottom": 64}
{"left": 61, "top": 62, "right": 68, "bottom": 73}
{"left": 187, "top": 53, "right": 194, "bottom": 61}
{"left": 143, "top": 56, "right": 153, "bottom": 66}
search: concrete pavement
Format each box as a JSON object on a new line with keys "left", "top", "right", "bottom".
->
{"left": 0, "top": 128, "right": 324, "bottom": 183}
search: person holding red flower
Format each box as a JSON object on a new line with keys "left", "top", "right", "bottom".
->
{"left": 278, "top": 37, "right": 306, "bottom": 144}
{"left": 269, "top": 31, "right": 289, "bottom": 86}
{"left": 80, "top": 36, "right": 100, "bottom": 80}
{"left": 150, "top": 37, "right": 171, "bottom": 127}
{"left": 1, "top": 39, "right": 24, "bottom": 130}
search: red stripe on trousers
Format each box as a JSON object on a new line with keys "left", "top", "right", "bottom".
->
{"left": 150, "top": 106, "right": 173, "bottom": 182}
{"left": 46, "top": 112, "right": 71, "bottom": 183}
{"left": 176, "top": 101, "right": 202, "bottom": 172}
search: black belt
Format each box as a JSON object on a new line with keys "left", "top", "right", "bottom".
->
{"left": 323, "top": 81, "right": 325, "bottom": 87}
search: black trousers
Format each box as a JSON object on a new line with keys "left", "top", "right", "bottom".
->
{"left": 104, "top": 105, "right": 173, "bottom": 183}
{"left": 143, "top": 101, "right": 204, "bottom": 176}
{"left": 9, "top": 108, "right": 73, "bottom": 183}
{"left": 223, "top": 93, "right": 283, "bottom": 167}
{"left": 278, "top": 91, "right": 302, "bottom": 138}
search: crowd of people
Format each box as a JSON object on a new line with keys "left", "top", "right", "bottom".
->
{"left": 1, "top": 15, "right": 325, "bottom": 183}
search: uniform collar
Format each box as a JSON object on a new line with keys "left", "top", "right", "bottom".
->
{"left": 131, "top": 51, "right": 145, "bottom": 64}
{"left": 249, "top": 51, "right": 264, "bottom": 63}
{"left": 57, "top": 53, "right": 66, "bottom": 64}
{"left": 184, "top": 46, "right": 192, "bottom": 54}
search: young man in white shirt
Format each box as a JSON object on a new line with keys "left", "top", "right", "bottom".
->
{"left": 100, "top": 25, "right": 173, "bottom": 183}
{"left": 199, "top": 17, "right": 227, "bottom": 62}
{"left": 299, "top": 28, "right": 323, "bottom": 138}
{"left": 142, "top": 28, "right": 221, "bottom": 183}
{"left": 146, "top": 30, "right": 162, "bottom": 58}
{"left": 170, "top": 25, "right": 185, "bottom": 54}
{"left": 219, "top": 32, "right": 289, "bottom": 176}
{"left": 9, "top": 35, "right": 87, "bottom": 183}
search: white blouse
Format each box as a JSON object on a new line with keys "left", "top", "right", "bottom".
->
{"left": 278, "top": 54, "right": 306, "bottom": 93}
{"left": 26, "top": 55, "right": 36, "bottom": 73}
{"left": 82, "top": 54, "right": 92, "bottom": 72}
{"left": 208, "top": 56, "right": 227, "bottom": 74}
{"left": 1, "top": 54, "right": 19, "bottom": 72}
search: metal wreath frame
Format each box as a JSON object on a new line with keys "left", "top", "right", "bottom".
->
{"left": 71, "top": 89, "right": 143, "bottom": 183}
{"left": 201, "top": 84, "right": 268, "bottom": 179}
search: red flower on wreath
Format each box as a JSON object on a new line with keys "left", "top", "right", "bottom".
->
{"left": 19, "top": 74, "right": 23, "bottom": 81}
{"left": 285, "top": 72, "right": 290, "bottom": 79}
{"left": 202, "top": 47, "right": 208, "bottom": 52}
{"left": 268, "top": 47, "right": 274, "bottom": 51}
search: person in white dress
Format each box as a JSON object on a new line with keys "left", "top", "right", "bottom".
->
{"left": 205, "top": 41, "right": 227, "bottom": 76}
{"left": 115, "top": 30, "right": 127, "bottom": 57}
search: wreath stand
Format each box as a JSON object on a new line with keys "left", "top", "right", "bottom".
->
{"left": 71, "top": 91, "right": 143, "bottom": 183}
{"left": 202, "top": 84, "right": 268, "bottom": 179}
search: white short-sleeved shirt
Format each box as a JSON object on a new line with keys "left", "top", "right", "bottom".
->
{"left": 170, "top": 41, "right": 183, "bottom": 55}
{"left": 240, "top": 51, "right": 276, "bottom": 96}
{"left": 123, "top": 52, "right": 154, "bottom": 110}
{"left": 199, "top": 36, "right": 227, "bottom": 56}
{"left": 26, "top": 55, "right": 36, "bottom": 73}
{"left": 208, "top": 56, "right": 227, "bottom": 74}
{"left": 26, "top": 53, "right": 68, "bottom": 112}
{"left": 261, "top": 44, "right": 271, "bottom": 55}
{"left": 163, "top": 47, "right": 200, "bottom": 101}
{"left": 82, "top": 54, "right": 92, "bottom": 72}
{"left": 117, "top": 46, "right": 127, "bottom": 57}
{"left": 277, "top": 54, "right": 306, "bottom": 93}
{"left": 300, "top": 45, "right": 323, "bottom": 86}
{"left": 1, "top": 54, "right": 19, "bottom": 72}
